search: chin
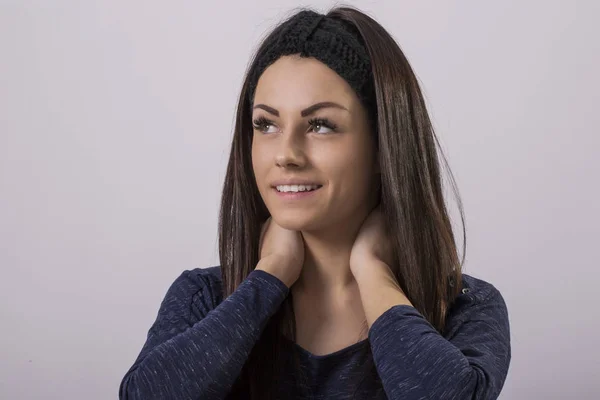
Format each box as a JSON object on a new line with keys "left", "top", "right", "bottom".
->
{"left": 270, "top": 210, "right": 322, "bottom": 232}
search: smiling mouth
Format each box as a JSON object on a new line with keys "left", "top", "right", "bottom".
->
{"left": 274, "top": 184, "right": 322, "bottom": 193}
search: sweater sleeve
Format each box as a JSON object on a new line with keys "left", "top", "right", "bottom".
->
{"left": 367, "top": 286, "right": 511, "bottom": 400}
{"left": 119, "top": 268, "right": 289, "bottom": 400}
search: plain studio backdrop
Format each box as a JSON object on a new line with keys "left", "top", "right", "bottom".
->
{"left": 1, "top": 1, "right": 598, "bottom": 399}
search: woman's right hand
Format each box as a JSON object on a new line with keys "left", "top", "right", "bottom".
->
{"left": 256, "top": 217, "right": 305, "bottom": 288}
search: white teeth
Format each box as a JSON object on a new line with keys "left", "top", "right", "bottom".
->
{"left": 276, "top": 184, "right": 320, "bottom": 193}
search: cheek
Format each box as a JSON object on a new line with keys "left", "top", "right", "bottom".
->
{"left": 313, "top": 141, "right": 375, "bottom": 195}
{"left": 251, "top": 140, "right": 272, "bottom": 192}
{"left": 251, "top": 143, "right": 258, "bottom": 176}
{"left": 251, "top": 140, "right": 265, "bottom": 178}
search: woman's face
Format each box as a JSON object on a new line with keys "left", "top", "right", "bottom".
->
{"left": 251, "top": 55, "right": 378, "bottom": 233}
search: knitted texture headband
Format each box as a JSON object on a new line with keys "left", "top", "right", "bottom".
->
{"left": 247, "top": 10, "right": 375, "bottom": 114}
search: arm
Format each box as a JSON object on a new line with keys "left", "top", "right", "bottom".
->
{"left": 361, "top": 273, "right": 511, "bottom": 400}
{"left": 119, "top": 267, "right": 289, "bottom": 400}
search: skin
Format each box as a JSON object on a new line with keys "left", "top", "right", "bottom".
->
{"left": 252, "top": 55, "right": 412, "bottom": 355}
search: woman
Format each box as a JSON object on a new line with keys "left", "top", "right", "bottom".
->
{"left": 119, "top": 6, "right": 511, "bottom": 400}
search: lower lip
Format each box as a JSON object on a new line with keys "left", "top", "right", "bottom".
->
{"left": 273, "top": 187, "right": 321, "bottom": 200}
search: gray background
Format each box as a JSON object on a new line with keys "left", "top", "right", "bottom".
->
{"left": 1, "top": 0, "right": 598, "bottom": 399}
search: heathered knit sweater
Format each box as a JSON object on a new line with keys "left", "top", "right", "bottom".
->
{"left": 119, "top": 266, "right": 511, "bottom": 399}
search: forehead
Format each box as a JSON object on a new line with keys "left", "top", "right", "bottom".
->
{"left": 253, "top": 55, "right": 359, "bottom": 111}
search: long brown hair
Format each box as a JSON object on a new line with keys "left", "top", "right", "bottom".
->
{"left": 218, "top": 5, "right": 466, "bottom": 398}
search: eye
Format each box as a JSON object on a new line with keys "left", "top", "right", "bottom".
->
{"left": 308, "top": 118, "right": 337, "bottom": 134}
{"left": 252, "top": 116, "right": 279, "bottom": 134}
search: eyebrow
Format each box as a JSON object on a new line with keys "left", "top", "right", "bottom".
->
{"left": 252, "top": 101, "right": 348, "bottom": 117}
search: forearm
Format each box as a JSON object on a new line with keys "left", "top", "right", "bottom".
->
{"left": 357, "top": 264, "right": 510, "bottom": 400}
{"left": 368, "top": 306, "right": 487, "bottom": 399}
{"left": 353, "top": 259, "right": 413, "bottom": 328}
{"left": 120, "top": 270, "right": 289, "bottom": 400}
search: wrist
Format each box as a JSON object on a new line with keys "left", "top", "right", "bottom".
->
{"left": 351, "top": 259, "right": 405, "bottom": 292}
{"left": 256, "top": 257, "right": 294, "bottom": 288}
{"left": 350, "top": 255, "right": 386, "bottom": 277}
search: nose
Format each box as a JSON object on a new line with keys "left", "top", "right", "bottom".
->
{"left": 275, "top": 132, "right": 306, "bottom": 169}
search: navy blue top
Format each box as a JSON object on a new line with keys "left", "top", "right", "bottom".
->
{"left": 119, "top": 266, "right": 511, "bottom": 399}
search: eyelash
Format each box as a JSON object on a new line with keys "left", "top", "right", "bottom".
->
{"left": 251, "top": 116, "right": 337, "bottom": 134}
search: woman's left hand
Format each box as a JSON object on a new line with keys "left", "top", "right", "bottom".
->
{"left": 350, "top": 205, "right": 412, "bottom": 326}
{"left": 349, "top": 205, "right": 394, "bottom": 279}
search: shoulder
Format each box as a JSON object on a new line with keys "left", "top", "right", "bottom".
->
{"left": 146, "top": 266, "right": 224, "bottom": 338}
{"left": 460, "top": 273, "right": 503, "bottom": 303}
{"left": 184, "top": 265, "right": 223, "bottom": 290}
{"left": 445, "top": 273, "right": 509, "bottom": 332}
{"left": 163, "top": 265, "right": 224, "bottom": 315}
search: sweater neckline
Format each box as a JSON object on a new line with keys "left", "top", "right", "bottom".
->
{"left": 281, "top": 334, "right": 370, "bottom": 360}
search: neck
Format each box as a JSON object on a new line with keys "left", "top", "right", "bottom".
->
{"left": 293, "top": 211, "right": 365, "bottom": 299}
{"left": 292, "top": 180, "right": 381, "bottom": 298}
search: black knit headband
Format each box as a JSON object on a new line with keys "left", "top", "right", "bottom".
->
{"left": 247, "top": 10, "right": 375, "bottom": 114}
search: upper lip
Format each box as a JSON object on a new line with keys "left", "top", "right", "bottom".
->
{"left": 271, "top": 179, "right": 322, "bottom": 187}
